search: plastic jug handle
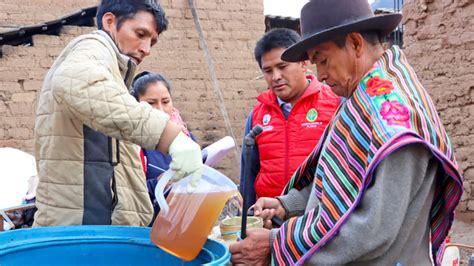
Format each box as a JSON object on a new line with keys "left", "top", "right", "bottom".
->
{"left": 154, "top": 170, "right": 174, "bottom": 215}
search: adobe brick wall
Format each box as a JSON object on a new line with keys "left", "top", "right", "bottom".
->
{"left": 0, "top": 0, "right": 266, "bottom": 182}
{"left": 0, "top": 0, "right": 99, "bottom": 32}
{"left": 139, "top": 0, "right": 266, "bottom": 181}
{"left": 403, "top": 0, "right": 474, "bottom": 221}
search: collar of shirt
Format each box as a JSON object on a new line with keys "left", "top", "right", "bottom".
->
{"left": 277, "top": 97, "right": 292, "bottom": 113}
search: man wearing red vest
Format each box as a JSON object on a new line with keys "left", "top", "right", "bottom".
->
{"left": 239, "top": 28, "right": 339, "bottom": 206}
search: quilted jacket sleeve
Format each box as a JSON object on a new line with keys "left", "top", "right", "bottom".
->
{"left": 51, "top": 38, "right": 169, "bottom": 150}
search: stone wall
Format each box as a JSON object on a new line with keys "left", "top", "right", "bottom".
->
{"left": 403, "top": 0, "right": 474, "bottom": 220}
{"left": 0, "top": 0, "right": 266, "bottom": 181}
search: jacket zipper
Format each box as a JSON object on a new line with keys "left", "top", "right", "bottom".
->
{"left": 284, "top": 110, "right": 290, "bottom": 183}
{"left": 109, "top": 59, "right": 133, "bottom": 212}
{"left": 280, "top": 93, "right": 310, "bottom": 183}
{"left": 111, "top": 59, "right": 133, "bottom": 167}
{"left": 108, "top": 137, "right": 118, "bottom": 211}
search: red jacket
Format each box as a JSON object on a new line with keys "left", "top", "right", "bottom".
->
{"left": 251, "top": 75, "right": 339, "bottom": 198}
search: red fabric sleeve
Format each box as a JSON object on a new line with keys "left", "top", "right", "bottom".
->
{"left": 140, "top": 149, "right": 147, "bottom": 177}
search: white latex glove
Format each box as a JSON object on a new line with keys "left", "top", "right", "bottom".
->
{"left": 168, "top": 131, "right": 203, "bottom": 192}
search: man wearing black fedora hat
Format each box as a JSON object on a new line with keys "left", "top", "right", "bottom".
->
{"left": 230, "top": 0, "right": 463, "bottom": 265}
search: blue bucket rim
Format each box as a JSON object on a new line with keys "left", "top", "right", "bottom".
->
{"left": 0, "top": 225, "right": 230, "bottom": 265}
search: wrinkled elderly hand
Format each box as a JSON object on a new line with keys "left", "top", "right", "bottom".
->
{"left": 252, "top": 197, "right": 286, "bottom": 229}
{"left": 229, "top": 228, "right": 271, "bottom": 266}
{"left": 168, "top": 131, "right": 202, "bottom": 191}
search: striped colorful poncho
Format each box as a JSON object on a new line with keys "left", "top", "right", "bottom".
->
{"left": 272, "top": 46, "right": 463, "bottom": 265}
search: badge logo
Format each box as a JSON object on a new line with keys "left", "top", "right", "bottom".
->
{"left": 306, "top": 108, "right": 318, "bottom": 122}
{"left": 263, "top": 114, "right": 271, "bottom": 125}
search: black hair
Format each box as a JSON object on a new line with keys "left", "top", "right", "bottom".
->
{"left": 333, "top": 30, "right": 382, "bottom": 48}
{"left": 130, "top": 71, "right": 172, "bottom": 101}
{"left": 254, "top": 28, "right": 301, "bottom": 69}
{"left": 96, "top": 0, "right": 168, "bottom": 34}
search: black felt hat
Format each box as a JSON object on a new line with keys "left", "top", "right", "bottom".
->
{"left": 282, "top": 0, "right": 402, "bottom": 62}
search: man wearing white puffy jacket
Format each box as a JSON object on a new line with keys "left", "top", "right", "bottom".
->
{"left": 34, "top": 0, "right": 202, "bottom": 227}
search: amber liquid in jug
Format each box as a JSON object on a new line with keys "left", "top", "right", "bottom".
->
{"left": 151, "top": 190, "right": 236, "bottom": 261}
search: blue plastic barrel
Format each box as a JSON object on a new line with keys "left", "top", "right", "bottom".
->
{"left": 0, "top": 226, "right": 229, "bottom": 265}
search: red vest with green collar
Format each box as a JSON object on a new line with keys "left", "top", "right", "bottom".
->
{"left": 251, "top": 75, "right": 340, "bottom": 199}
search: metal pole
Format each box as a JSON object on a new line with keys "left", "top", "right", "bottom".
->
{"left": 240, "top": 125, "right": 263, "bottom": 239}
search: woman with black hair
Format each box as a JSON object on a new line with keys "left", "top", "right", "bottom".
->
{"left": 131, "top": 71, "right": 197, "bottom": 222}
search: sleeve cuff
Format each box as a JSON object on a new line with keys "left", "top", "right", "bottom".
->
{"left": 277, "top": 187, "right": 308, "bottom": 219}
{"left": 269, "top": 228, "right": 280, "bottom": 250}
{"left": 137, "top": 103, "right": 171, "bottom": 150}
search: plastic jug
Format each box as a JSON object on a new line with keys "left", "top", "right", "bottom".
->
{"left": 151, "top": 165, "right": 237, "bottom": 261}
